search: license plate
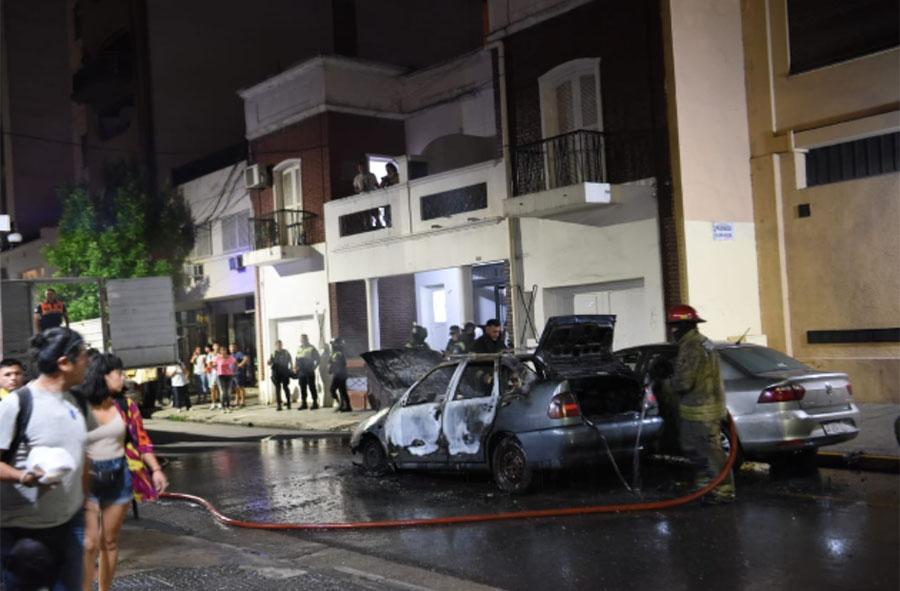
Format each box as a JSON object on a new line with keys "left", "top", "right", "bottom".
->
{"left": 822, "top": 421, "right": 855, "bottom": 435}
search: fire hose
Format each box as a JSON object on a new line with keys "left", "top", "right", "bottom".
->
{"left": 159, "top": 413, "right": 738, "bottom": 531}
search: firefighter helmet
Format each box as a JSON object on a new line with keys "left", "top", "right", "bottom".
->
{"left": 666, "top": 304, "right": 706, "bottom": 324}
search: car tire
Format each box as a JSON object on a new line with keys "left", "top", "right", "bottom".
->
{"left": 361, "top": 437, "right": 389, "bottom": 476}
{"left": 491, "top": 437, "right": 533, "bottom": 494}
{"left": 720, "top": 423, "right": 744, "bottom": 471}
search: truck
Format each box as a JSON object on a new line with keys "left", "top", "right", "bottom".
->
{"left": 1, "top": 276, "right": 178, "bottom": 369}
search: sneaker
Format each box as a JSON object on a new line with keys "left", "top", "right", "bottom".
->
{"left": 208, "top": 404, "right": 215, "bottom": 410}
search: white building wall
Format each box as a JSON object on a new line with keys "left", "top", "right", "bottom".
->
{"left": 178, "top": 162, "right": 255, "bottom": 306}
{"left": 520, "top": 216, "right": 666, "bottom": 350}
{"left": 0, "top": 227, "right": 58, "bottom": 278}
{"left": 257, "top": 246, "right": 331, "bottom": 402}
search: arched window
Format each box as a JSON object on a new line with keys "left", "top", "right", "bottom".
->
{"left": 538, "top": 58, "right": 603, "bottom": 138}
{"left": 273, "top": 159, "right": 302, "bottom": 212}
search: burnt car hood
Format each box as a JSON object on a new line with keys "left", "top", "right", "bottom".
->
{"left": 535, "top": 315, "right": 631, "bottom": 379}
{"left": 362, "top": 348, "right": 445, "bottom": 392}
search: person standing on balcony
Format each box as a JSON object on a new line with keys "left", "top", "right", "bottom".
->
{"left": 352, "top": 160, "right": 378, "bottom": 193}
{"left": 294, "top": 335, "right": 320, "bottom": 411}
{"left": 379, "top": 162, "right": 399, "bottom": 188}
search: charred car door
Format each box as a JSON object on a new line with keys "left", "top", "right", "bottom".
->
{"left": 384, "top": 363, "right": 460, "bottom": 466}
{"left": 442, "top": 360, "right": 499, "bottom": 464}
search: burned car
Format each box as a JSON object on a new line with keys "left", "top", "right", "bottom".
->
{"left": 351, "top": 315, "right": 663, "bottom": 493}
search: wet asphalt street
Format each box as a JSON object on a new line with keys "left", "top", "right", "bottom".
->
{"left": 140, "top": 428, "right": 899, "bottom": 591}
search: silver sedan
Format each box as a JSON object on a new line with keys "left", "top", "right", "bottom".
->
{"left": 614, "top": 342, "right": 859, "bottom": 466}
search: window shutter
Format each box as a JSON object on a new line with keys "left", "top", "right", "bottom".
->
{"left": 555, "top": 80, "right": 574, "bottom": 133}
{"left": 579, "top": 73, "right": 599, "bottom": 129}
{"left": 236, "top": 210, "right": 250, "bottom": 249}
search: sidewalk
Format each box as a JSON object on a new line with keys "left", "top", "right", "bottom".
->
{"left": 150, "top": 387, "right": 375, "bottom": 434}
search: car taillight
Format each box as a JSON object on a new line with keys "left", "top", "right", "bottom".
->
{"left": 846, "top": 383, "right": 853, "bottom": 397}
{"left": 643, "top": 387, "right": 658, "bottom": 409}
{"left": 758, "top": 383, "right": 805, "bottom": 403}
{"left": 548, "top": 391, "right": 581, "bottom": 419}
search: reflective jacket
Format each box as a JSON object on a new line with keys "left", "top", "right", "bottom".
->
{"left": 295, "top": 345, "right": 320, "bottom": 374}
{"left": 672, "top": 329, "right": 726, "bottom": 422}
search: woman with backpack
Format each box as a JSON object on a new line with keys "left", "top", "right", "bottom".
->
{"left": 81, "top": 352, "right": 168, "bottom": 591}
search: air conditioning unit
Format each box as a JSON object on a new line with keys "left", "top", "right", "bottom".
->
{"left": 244, "top": 164, "right": 268, "bottom": 189}
{"left": 228, "top": 255, "right": 245, "bottom": 272}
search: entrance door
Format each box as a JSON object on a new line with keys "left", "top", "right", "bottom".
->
{"left": 274, "top": 316, "right": 318, "bottom": 363}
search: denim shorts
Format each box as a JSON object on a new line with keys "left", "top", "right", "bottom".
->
{"left": 87, "top": 457, "right": 132, "bottom": 507}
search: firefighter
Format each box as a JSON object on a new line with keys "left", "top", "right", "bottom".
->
{"left": 660, "top": 304, "right": 735, "bottom": 504}
{"left": 294, "top": 334, "right": 320, "bottom": 410}
{"left": 329, "top": 337, "right": 351, "bottom": 412}
{"left": 405, "top": 325, "right": 431, "bottom": 350}
{"left": 444, "top": 325, "right": 466, "bottom": 356}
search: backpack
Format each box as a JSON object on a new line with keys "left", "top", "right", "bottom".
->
{"left": 1, "top": 387, "right": 33, "bottom": 465}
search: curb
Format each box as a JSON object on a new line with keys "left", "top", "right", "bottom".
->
{"left": 817, "top": 450, "right": 900, "bottom": 473}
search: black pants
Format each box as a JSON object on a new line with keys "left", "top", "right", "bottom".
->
{"left": 330, "top": 375, "right": 349, "bottom": 410}
{"left": 173, "top": 385, "right": 191, "bottom": 409}
{"left": 297, "top": 372, "right": 318, "bottom": 407}
{"left": 272, "top": 377, "right": 291, "bottom": 409}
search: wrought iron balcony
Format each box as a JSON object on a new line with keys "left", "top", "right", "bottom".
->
{"left": 249, "top": 209, "right": 320, "bottom": 250}
{"left": 511, "top": 130, "right": 654, "bottom": 196}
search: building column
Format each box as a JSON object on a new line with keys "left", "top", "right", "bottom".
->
{"left": 365, "top": 277, "right": 380, "bottom": 351}
{"left": 458, "top": 266, "right": 474, "bottom": 325}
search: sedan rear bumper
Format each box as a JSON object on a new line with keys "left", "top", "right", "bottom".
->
{"left": 736, "top": 403, "right": 860, "bottom": 456}
{"left": 516, "top": 415, "right": 664, "bottom": 470}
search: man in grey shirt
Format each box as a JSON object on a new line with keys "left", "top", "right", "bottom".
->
{"left": 0, "top": 328, "right": 90, "bottom": 590}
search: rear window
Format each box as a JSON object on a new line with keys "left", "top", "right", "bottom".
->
{"left": 719, "top": 346, "right": 808, "bottom": 374}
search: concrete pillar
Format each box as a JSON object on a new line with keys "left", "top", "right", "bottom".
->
{"left": 458, "top": 266, "right": 474, "bottom": 325}
{"left": 365, "top": 277, "right": 380, "bottom": 351}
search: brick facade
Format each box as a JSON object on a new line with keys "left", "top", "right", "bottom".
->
{"left": 377, "top": 274, "right": 417, "bottom": 348}
{"left": 503, "top": 0, "right": 680, "bottom": 309}
{"left": 326, "top": 112, "right": 406, "bottom": 201}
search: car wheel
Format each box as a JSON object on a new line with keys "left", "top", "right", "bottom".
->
{"left": 720, "top": 423, "right": 744, "bottom": 471}
{"left": 492, "top": 437, "right": 533, "bottom": 494}
{"left": 361, "top": 437, "right": 389, "bottom": 476}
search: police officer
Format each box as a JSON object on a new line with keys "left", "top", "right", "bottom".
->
{"left": 662, "top": 304, "right": 735, "bottom": 504}
{"left": 444, "top": 325, "right": 466, "bottom": 356}
{"left": 462, "top": 322, "right": 477, "bottom": 351}
{"left": 294, "top": 334, "right": 320, "bottom": 410}
{"left": 328, "top": 337, "right": 351, "bottom": 412}
{"left": 405, "top": 325, "right": 431, "bottom": 350}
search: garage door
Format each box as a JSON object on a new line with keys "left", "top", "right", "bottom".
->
{"left": 275, "top": 316, "right": 319, "bottom": 361}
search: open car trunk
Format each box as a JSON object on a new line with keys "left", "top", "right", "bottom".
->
{"left": 568, "top": 374, "right": 643, "bottom": 418}
{"left": 535, "top": 315, "right": 642, "bottom": 417}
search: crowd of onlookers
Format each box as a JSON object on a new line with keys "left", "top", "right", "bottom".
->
{"left": 0, "top": 327, "right": 167, "bottom": 590}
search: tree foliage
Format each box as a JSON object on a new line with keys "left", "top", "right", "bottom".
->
{"left": 43, "top": 163, "right": 194, "bottom": 322}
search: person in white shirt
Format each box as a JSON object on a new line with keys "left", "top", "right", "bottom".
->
{"left": 0, "top": 327, "right": 90, "bottom": 590}
{"left": 352, "top": 160, "right": 378, "bottom": 193}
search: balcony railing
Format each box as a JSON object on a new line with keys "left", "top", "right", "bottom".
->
{"left": 511, "top": 129, "right": 654, "bottom": 196}
{"left": 249, "top": 209, "right": 320, "bottom": 250}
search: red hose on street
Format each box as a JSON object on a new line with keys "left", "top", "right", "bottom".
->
{"left": 160, "top": 416, "right": 739, "bottom": 530}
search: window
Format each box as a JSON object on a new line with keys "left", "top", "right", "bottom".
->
{"left": 430, "top": 287, "right": 447, "bottom": 323}
{"left": 273, "top": 160, "right": 302, "bottom": 211}
{"left": 787, "top": 0, "right": 899, "bottom": 74}
{"left": 192, "top": 223, "right": 212, "bottom": 258}
{"left": 221, "top": 210, "right": 251, "bottom": 253}
{"left": 368, "top": 155, "right": 398, "bottom": 186}
{"left": 339, "top": 205, "right": 392, "bottom": 237}
{"left": 538, "top": 58, "right": 603, "bottom": 137}
{"left": 183, "top": 263, "right": 204, "bottom": 285}
{"left": 406, "top": 365, "right": 456, "bottom": 406}
{"left": 805, "top": 132, "right": 899, "bottom": 187}
{"left": 719, "top": 347, "right": 809, "bottom": 374}
{"left": 454, "top": 362, "right": 495, "bottom": 400}
{"left": 615, "top": 350, "right": 641, "bottom": 372}
{"left": 420, "top": 183, "right": 488, "bottom": 220}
